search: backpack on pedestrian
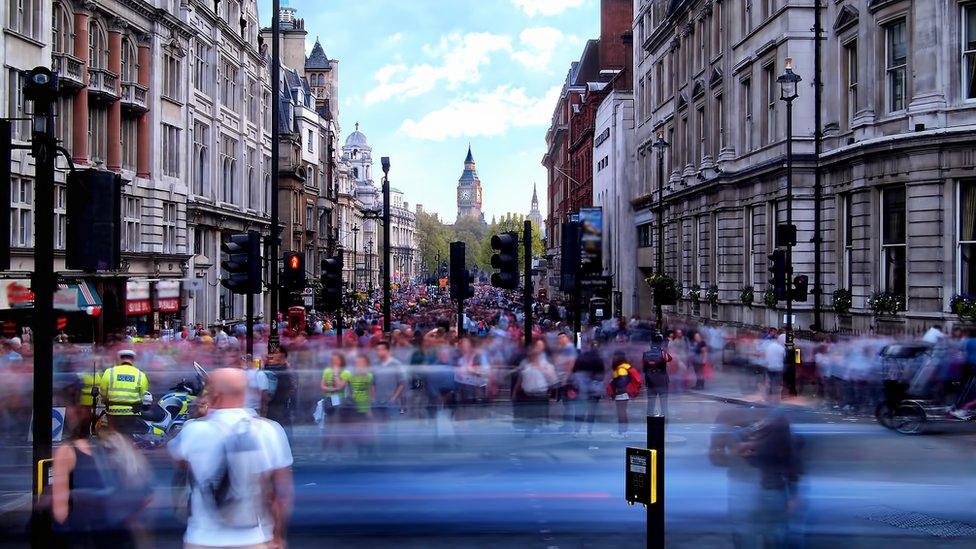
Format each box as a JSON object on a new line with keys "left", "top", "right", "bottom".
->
{"left": 196, "top": 417, "right": 265, "bottom": 529}
{"left": 88, "top": 431, "right": 153, "bottom": 526}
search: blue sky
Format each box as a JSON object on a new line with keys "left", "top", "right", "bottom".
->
{"left": 258, "top": 0, "right": 600, "bottom": 223}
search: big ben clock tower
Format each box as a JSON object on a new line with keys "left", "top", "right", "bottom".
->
{"left": 457, "top": 145, "right": 483, "bottom": 221}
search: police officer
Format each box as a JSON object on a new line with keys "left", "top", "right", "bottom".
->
{"left": 98, "top": 349, "right": 149, "bottom": 435}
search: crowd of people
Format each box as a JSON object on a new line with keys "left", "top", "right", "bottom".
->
{"left": 4, "top": 281, "right": 976, "bottom": 548}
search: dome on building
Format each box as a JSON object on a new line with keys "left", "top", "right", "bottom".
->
{"left": 345, "top": 122, "right": 369, "bottom": 149}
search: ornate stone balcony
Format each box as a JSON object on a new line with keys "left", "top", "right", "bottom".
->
{"left": 51, "top": 53, "right": 84, "bottom": 89}
{"left": 120, "top": 82, "right": 148, "bottom": 112}
{"left": 87, "top": 68, "right": 119, "bottom": 102}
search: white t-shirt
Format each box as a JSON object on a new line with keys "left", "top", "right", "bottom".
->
{"left": 244, "top": 369, "right": 270, "bottom": 411}
{"left": 169, "top": 408, "right": 293, "bottom": 547}
{"left": 763, "top": 340, "right": 786, "bottom": 373}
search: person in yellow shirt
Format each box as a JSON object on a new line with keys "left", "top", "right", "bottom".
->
{"left": 98, "top": 349, "right": 150, "bottom": 435}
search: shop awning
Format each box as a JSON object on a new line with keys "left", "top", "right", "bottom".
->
{"left": 57, "top": 281, "right": 102, "bottom": 311}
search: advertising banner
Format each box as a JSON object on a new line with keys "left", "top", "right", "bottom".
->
{"left": 126, "top": 280, "right": 152, "bottom": 316}
{"left": 155, "top": 280, "right": 181, "bottom": 313}
{"left": 579, "top": 207, "right": 603, "bottom": 274}
{"left": 0, "top": 280, "right": 33, "bottom": 309}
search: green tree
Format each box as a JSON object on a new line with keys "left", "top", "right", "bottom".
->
{"left": 416, "top": 211, "right": 452, "bottom": 277}
{"left": 451, "top": 215, "right": 488, "bottom": 269}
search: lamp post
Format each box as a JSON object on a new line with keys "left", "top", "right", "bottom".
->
{"left": 651, "top": 130, "right": 670, "bottom": 333}
{"left": 778, "top": 57, "right": 801, "bottom": 397}
{"left": 367, "top": 238, "right": 374, "bottom": 296}
{"left": 381, "top": 156, "right": 392, "bottom": 333}
{"left": 351, "top": 224, "right": 360, "bottom": 293}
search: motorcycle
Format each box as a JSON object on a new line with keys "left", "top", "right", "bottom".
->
{"left": 138, "top": 362, "right": 208, "bottom": 447}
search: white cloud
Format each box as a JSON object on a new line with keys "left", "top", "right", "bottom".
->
{"left": 388, "top": 32, "right": 404, "bottom": 44}
{"left": 398, "top": 85, "right": 562, "bottom": 141}
{"left": 364, "top": 32, "right": 512, "bottom": 104}
{"left": 511, "top": 27, "right": 565, "bottom": 71}
{"left": 511, "top": 0, "right": 585, "bottom": 17}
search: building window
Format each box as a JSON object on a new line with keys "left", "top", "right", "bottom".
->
{"left": 194, "top": 41, "right": 212, "bottom": 95}
{"left": 307, "top": 130, "right": 314, "bottom": 152}
{"left": 54, "top": 184, "right": 66, "bottom": 250}
{"left": 7, "top": 0, "right": 42, "bottom": 39}
{"left": 220, "top": 136, "right": 238, "bottom": 204}
{"left": 6, "top": 68, "right": 30, "bottom": 140}
{"left": 88, "top": 20, "right": 106, "bottom": 69}
{"left": 655, "top": 60, "right": 664, "bottom": 105}
{"left": 162, "top": 202, "right": 176, "bottom": 253}
{"left": 120, "top": 38, "right": 137, "bottom": 82}
{"left": 10, "top": 177, "right": 32, "bottom": 247}
{"left": 88, "top": 106, "right": 108, "bottom": 163}
{"left": 263, "top": 91, "right": 271, "bottom": 128}
{"left": 122, "top": 196, "right": 142, "bottom": 253}
{"left": 121, "top": 117, "right": 137, "bottom": 170}
{"left": 161, "top": 124, "right": 180, "bottom": 177}
{"left": 741, "top": 78, "right": 753, "bottom": 152}
{"left": 841, "top": 194, "right": 854, "bottom": 290}
{"left": 52, "top": 2, "right": 72, "bottom": 54}
{"left": 681, "top": 115, "right": 690, "bottom": 167}
{"left": 248, "top": 78, "right": 258, "bottom": 121}
{"left": 193, "top": 122, "right": 209, "bottom": 197}
{"left": 306, "top": 204, "right": 314, "bottom": 229}
{"left": 162, "top": 52, "right": 181, "bottom": 101}
{"left": 769, "top": 200, "right": 782, "bottom": 248}
{"left": 964, "top": 6, "right": 976, "bottom": 99}
{"left": 844, "top": 41, "right": 858, "bottom": 126}
{"left": 637, "top": 223, "right": 652, "bottom": 248}
{"left": 692, "top": 216, "right": 702, "bottom": 285}
{"left": 55, "top": 95, "right": 73, "bottom": 158}
{"left": 246, "top": 148, "right": 258, "bottom": 210}
{"left": 696, "top": 105, "right": 706, "bottom": 163}
{"left": 958, "top": 182, "right": 976, "bottom": 297}
{"left": 220, "top": 59, "right": 239, "bottom": 111}
{"left": 885, "top": 20, "right": 908, "bottom": 113}
{"left": 761, "top": 0, "right": 774, "bottom": 20}
{"left": 764, "top": 64, "right": 776, "bottom": 144}
{"left": 881, "top": 187, "right": 906, "bottom": 301}
{"left": 743, "top": 0, "right": 753, "bottom": 36}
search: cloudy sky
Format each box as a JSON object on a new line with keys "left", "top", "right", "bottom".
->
{"left": 258, "top": 0, "right": 599, "bottom": 223}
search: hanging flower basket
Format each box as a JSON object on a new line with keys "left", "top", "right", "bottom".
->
{"left": 688, "top": 284, "right": 702, "bottom": 305}
{"left": 763, "top": 288, "right": 778, "bottom": 308}
{"left": 740, "top": 286, "right": 755, "bottom": 307}
{"left": 867, "top": 291, "right": 904, "bottom": 316}
{"left": 706, "top": 285, "right": 719, "bottom": 305}
{"left": 832, "top": 288, "right": 852, "bottom": 315}
{"left": 645, "top": 273, "right": 678, "bottom": 306}
{"left": 950, "top": 293, "right": 976, "bottom": 321}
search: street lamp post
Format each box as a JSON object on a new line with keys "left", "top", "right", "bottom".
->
{"left": 778, "top": 57, "right": 801, "bottom": 397}
{"left": 351, "top": 224, "right": 360, "bottom": 293}
{"left": 651, "top": 130, "right": 670, "bottom": 333}
{"left": 381, "top": 157, "right": 392, "bottom": 333}
{"left": 367, "top": 239, "right": 374, "bottom": 296}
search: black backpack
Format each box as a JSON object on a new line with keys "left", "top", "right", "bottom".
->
{"left": 197, "top": 418, "right": 264, "bottom": 529}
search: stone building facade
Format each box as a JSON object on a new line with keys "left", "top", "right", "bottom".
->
{"left": 632, "top": 0, "right": 976, "bottom": 334}
{"left": 387, "top": 186, "right": 417, "bottom": 284}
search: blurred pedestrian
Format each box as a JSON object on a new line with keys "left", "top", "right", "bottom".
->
{"left": 571, "top": 340, "right": 605, "bottom": 435}
{"left": 608, "top": 350, "right": 639, "bottom": 438}
{"left": 644, "top": 332, "right": 671, "bottom": 418}
{"left": 169, "top": 368, "right": 293, "bottom": 549}
{"left": 265, "top": 346, "right": 295, "bottom": 439}
{"left": 514, "top": 339, "right": 556, "bottom": 434}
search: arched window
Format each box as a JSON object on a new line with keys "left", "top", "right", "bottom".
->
{"left": 246, "top": 167, "right": 255, "bottom": 209}
{"left": 352, "top": 167, "right": 358, "bottom": 179}
{"left": 52, "top": 3, "right": 72, "bottom": 54}
{"left": 307, "top": 166, "right": 314, "bottom": 183}
{"left": 88, "top": 20, "right": 107, "bottom": 69}
{"left": 120, "top": 38, "right": 137, "bottom": 82}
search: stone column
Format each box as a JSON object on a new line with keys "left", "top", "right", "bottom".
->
{"left": 136, "top": 37, "right": 151, "bottom": 178}
{"left": 71, "top": 9, "right": 90, "bottom": 165}
{"left": 106, "top": 23, "right": 123, "bottom": 171}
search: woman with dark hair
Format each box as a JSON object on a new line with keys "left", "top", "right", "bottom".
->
{"left": 52, "top": 385, "right": 150, "bottom": 548}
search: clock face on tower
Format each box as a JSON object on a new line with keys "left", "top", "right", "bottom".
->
{"left": 460, "top": 190, "right": 470, "bottom": 201}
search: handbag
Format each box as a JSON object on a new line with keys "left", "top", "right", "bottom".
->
{"left": 313, "top": 398, "right": 325, "bottom": 425}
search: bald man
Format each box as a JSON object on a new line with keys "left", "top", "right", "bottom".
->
{"left": 169, "top": 368, "right": 293, "bottom": 549}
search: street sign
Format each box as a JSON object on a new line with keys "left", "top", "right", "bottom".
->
{"left": 579, "top": 275, "right": 612, "bottom": 290}
{"left": 27, "top": 407, "right": 65, "bottom": 443}
{"left": 626, "top": 447, "right": 656, "bottom": 506}
{"left": 625, "top": 446, "right": 657, "bottom": 506}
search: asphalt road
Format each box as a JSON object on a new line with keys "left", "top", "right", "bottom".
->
{"left": 2, "top": 394, "right": 975, "bottom": 548}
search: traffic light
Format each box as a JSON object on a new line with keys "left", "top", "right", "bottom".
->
{"left": 767, "top": 249, "right": 789, "bottom": 301}
{"left": 23, "top": 67, "right": 58, "bottom": 105}
{"left": 490, "top": 232, "right": 519, "bottom": 290}
{"left": 460, "top": 268, "right": 475, "bottom": 300}
{"left": 281, "top": 251, "right": 306, "bottom": 291}
{"left": 66, "top": 169, "right": 123, "bottom": 272}
{"left": 221, "top": 231, "right": 262, "bottom": 294}
{"left": 792, "top": 274, "right": 809, "bottom": 302}
{"left": 449, "top": 241, "right": 467, "bottom": 300}
{"left": 320, "top": 251, "right": 343, "bottom": 312}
